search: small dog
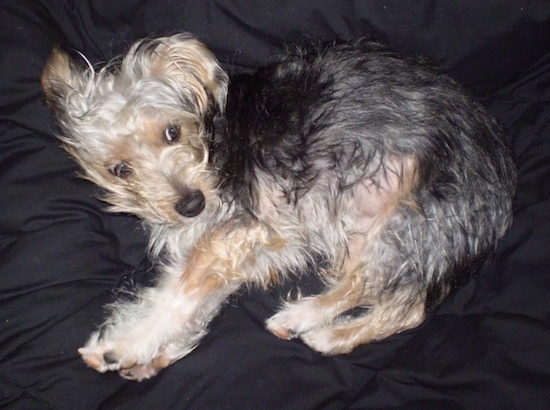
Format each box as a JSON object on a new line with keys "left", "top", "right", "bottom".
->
{"left": 41, "top": 34, "right": 515, "bottom": 380}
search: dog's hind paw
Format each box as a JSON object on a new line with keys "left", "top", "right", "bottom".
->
{"left": 265, "top": 298, "right": 326, "bottom": 340}
{"left": 299, "top": 326, "right": 355, "bottom": 355}
{"left": 265, "top": 320, "right": 298, "bottom": 340}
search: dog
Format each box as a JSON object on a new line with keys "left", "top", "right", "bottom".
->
{"left": 41, "top": 33, "right": 515, "bottom": 380}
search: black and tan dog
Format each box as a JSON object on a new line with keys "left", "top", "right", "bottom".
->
{"left": 41, "top": 34, "right": 515, "bottom": 380}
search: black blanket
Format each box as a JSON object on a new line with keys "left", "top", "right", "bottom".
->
{"left": 1, "top": 1, "right": 549, "bottom": 408}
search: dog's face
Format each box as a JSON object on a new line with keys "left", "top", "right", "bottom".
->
{"left": 41, "top": 34, "right": 228, "bottom": 224}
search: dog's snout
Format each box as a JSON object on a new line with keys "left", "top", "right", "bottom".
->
{"left": 175, "top": 189, "right": 205, "bottom": 217}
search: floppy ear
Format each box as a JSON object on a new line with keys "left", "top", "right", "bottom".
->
{"left": 41, "top": 46, "right": 94, "bottom": 126}
{"left": 128, "top": 34, "right": 229, "bottom": 116}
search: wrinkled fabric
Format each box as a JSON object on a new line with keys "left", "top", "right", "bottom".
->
{"left": 1, "top": 1, "right": 549, "bottom": 408}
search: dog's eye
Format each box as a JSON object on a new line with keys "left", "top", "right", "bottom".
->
{"left": 109, "top": 162, "right": 132, "bottom": 179}
{"left": 164, "top": 125, "right": 181, "bottom": 144}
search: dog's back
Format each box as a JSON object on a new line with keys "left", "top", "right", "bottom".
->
{"left": 213, "top": 42, "right": 515, "bottom": 306}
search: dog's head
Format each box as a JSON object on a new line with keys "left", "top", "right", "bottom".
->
{"left": 41, "top": 34, "right": 228, "bottom": 224}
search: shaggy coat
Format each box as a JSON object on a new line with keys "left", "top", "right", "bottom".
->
{"left": 41, "top": 34, "right": 515, "bottom": 380}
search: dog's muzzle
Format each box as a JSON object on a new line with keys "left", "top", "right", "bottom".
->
{"left": 175, "top": 189, "right": 205, "bottom": 217}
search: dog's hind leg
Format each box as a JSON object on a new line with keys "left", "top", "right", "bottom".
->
{"left": 266, "top": 254, "right": 427, "bottom": 355}
{"left": 265, "top": 260, "right": 368, "bottom": 340}
{"left": 266, "top": 155, "right": 428, "bottom": 353}
{"left": 299, "top": 289, "right": 426, "bottom": 354}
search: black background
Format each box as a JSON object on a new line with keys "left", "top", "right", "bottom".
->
{"left": 1, "top": 1, "right": 549, "bottom": 408}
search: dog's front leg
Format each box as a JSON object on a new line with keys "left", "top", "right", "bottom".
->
{"left": 79, "top": 221, "right": 269, "bottom": 380}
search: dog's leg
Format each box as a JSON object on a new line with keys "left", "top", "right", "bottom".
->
{"left": 79, "top": 221, "right": 274, "bottom": 380}
{"left": 265, "top": 222, "right": 428, "bottom": 355}
{"left": 300, "top": 291, "right": 425, "bottom": 354}
{"left": 78, "top": 269, "right": 240, "bottom": 380}
{"left": 266, "top": 261, "right": 368, "bottom": 340}
{"left": 266, "top": 212, "right": 430, "bottom": 355}
{"left": 267, "top": 156, "right": 428, "bottom": 354}
{"left": 266, "top": 259, "right": 426, "bottom": 355}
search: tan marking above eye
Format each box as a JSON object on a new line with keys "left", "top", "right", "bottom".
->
{"left": 164, "top": 124, "right": 181, "bottom": 144}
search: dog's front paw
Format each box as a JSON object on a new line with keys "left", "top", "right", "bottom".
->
{"left": 78, "top": 333, "right": 119, "bottom": 373}
{"left": 77, "top": 333, "right": 172, "bottom": 381}
{"left": 118, "top": 363, "right": 161, "bottom": 381}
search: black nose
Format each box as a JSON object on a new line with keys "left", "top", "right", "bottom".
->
{"left": 175, "top": 189, "right": 205, "bottom": 217}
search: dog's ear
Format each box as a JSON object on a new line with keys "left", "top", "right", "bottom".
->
{"left": 41, "top": 46, "right": 94, "bottom": 126}
{"left": 130, "top": 34, "right": 229, "bottom": 117}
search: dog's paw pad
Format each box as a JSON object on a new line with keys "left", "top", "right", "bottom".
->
{"left": 119, "top": 364, "right": 160, "bottom": 381}
{"left": 102, "top": 350, "right": 119, "bottom": 364}
{"left": 78, "top": 346, "right": 115, "bottom": 372}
